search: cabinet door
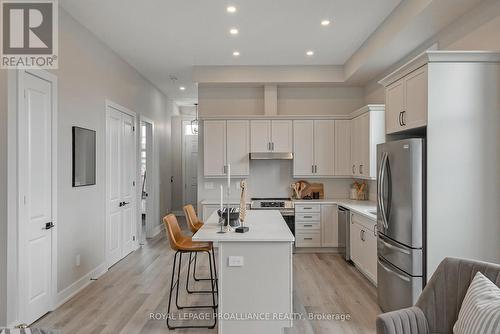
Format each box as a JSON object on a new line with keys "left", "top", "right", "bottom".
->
{"left": 203, "top": 120, "right": 226, "bottom": 176}
{"left": 321, "top": 204, "right": 338, "bottom": 247}
{"left": 293, "top": 120, "right": 315, "bottom": 176}
{"left": 271, "top": 120, "right": 293, "bottom": 152}
{"left": 350, "top": 117, "right": 360, "bottom": 177}
{"left": 404, "top": 66, "right": 427, "bottom": 130}
{"left": 364, "top": 226, "right": 378, "bottom": 284}
{"left": 335, "top": 120, "right": 351, "bottom": 176}
{"left": 227, "top": 120, "right": 249, "bottom": 176}
{"left": 350, "top": 217, "right": 362, "bottom": 265}
{"left": 314, "top": 120, "right": 335, "bottom": 176}
{"left": 386, "top": 79, "right": 404, "bottom": 134}
{"left": 358, "top": 113, "right": 370, "bottom": 177}
{"left": 250, "top": 120, "right": 271, "bottom": 153}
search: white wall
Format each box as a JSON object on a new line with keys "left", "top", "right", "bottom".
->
{"left": 363, "top": 0, "right": 500, "bottom": 104}
{"left": 199, "top": 86, "right": 264, "bottom": 116}
{"left": 3, "top": 9, "right": 172, "bottom": 325}
{"left": 277, "top": 86, "right": 364, "bottom": 115}
{"left": 0, "top": 69, "right": 7, "bottom": 326}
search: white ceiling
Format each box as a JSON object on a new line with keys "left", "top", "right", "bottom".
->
{"left": 60, "top": 0, "right": 401, "bottom": 99}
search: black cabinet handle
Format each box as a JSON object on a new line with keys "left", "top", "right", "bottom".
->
{"left": 45, "top": 222, "right": 54, "bottom": 230}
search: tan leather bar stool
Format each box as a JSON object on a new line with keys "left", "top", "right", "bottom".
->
{"left": 183, "top": 204, "right": 217, "bottom": 291}
{"left": 164, "top": 214, "right": 217, "bottom": 330}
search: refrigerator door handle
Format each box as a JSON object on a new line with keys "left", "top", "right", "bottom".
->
{"left": 379, "top": 234, "right": 411, "bottom": 255}
{"left": 378, "top": 152, "right": 389, "bottom": 229}
{"left": 378, "top": 258, "right": 411, "bottom": 282}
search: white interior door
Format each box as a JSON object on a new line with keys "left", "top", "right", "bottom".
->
{"left": 107, "top": 105, "right": 136, "bottom": 268}
{"left": 183, "top": 120, "right": 198, "bottom": 208}
{"left": 18, "top": 70, "right": 55, "bottom": 324}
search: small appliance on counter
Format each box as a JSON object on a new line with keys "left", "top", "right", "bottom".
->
{"left": 350, "top": 181, "right": 368, "bottom": 200}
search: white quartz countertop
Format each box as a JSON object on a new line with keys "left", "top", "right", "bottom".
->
{"left": 193, "top": 210, "right": 295, "bottom": 242}
{"left": 293, "top": 199, "right": 377, "bottom": 220}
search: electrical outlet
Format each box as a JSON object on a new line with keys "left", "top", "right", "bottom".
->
{"left": 75, "top": 254, "right": 81, "bottom": 267}
{"left": 228, "top": 256, "right": 244, "bottom": 267}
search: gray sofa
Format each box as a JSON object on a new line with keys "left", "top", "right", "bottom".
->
{"left": 376, "top": 257, "right": 500, "bottom": 334}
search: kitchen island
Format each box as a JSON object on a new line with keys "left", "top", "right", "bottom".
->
{"left": 193, "top": 210, "right": 295, "bottom": 334}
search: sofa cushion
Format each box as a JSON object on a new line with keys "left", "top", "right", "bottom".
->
{"left": 453, "top": 272, "right": 500, "bottom": 334}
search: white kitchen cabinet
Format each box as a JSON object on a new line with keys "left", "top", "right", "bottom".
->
{"left": 295, "top": 203, "right": 338, "bottom": 248}
{"left": 250, "top": 120, "right": 292, "bottom": 153}
{"left": 321, "top": 204, "right": 338, "bottom": 247}
{"left": 350, "top": 212, "right": 377, "bottom": 285}
{"left": 350, "top": 108, "right": 385, "bottom": 179}
{"left": 384, "top": 65, "right": 427, "bottom": 134}
{"left": 334, "top": 120, "right": 351, "bottom": 176}
{"left": 293, "top": 120, "right": 315, "bottom": 176}
{"left": 203, "top": 120, "right": 226, "bottom": 177}
{"left": 295, "top": 204, "right": 321, "bottom": 247}
{"left": 293, "top": 120, "right": 335, "bottom": 177}
{"left": 226, "top": 120, "right": 250, "bottom": 176}
{"left": 203, "top": 120, "right": 249, "bottom": 177}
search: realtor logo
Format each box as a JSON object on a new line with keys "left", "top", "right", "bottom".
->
{"left": 1, "top": 0, "right": 58, "bottom": 68}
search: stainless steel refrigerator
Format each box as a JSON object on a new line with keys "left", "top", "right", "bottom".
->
{"left": 377, "top": 138, "right": 425, "bottom": 312}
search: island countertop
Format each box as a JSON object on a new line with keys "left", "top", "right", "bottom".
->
{"left": 192, "top": 210, "right": 295, "bottom": 242}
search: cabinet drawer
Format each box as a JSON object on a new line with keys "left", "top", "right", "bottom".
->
{"left": 295, "top": 232, "right": 321, "bottom": 247}
{"left": 296, "top": 222, "right": 321, "bottom": 231}
{"left": 295, "top": 213, "right": 320, "bottom": 222}
{"left": 295, "top": 204, "right": 320, "bottom": 213}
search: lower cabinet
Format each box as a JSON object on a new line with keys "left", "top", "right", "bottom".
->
{"left": 295, "top": 204, "right": 338, "bottom": 248}
{"left": 350, "top": 213, "right": 377, "bottom": 285}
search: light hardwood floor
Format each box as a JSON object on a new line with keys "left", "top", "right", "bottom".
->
{"left": 35, "top": 222, "right": 380, "bottom": 333}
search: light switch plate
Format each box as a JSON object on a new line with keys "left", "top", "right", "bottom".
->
{"left": 204, "top": 182, "right": 214, "bottom": 190}
{"left": 228, "top": 256, "right": 244, "bottom": 267}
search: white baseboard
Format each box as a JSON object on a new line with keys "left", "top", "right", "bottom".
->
{"left": 55, "top": 262, "right": 107, "bottom": 309}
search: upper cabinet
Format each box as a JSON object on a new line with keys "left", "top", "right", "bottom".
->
{"left": 334, "top": 120, "right": 351, "bottom": 176}
{"left": 350, "top": 107, "right": 385, "bottom": 179}
{"left": 383, "top": 65, "right": 428, "bottom": 134}
{"left": 250, "top": 120, "right": 292, "bottom": 153}
{"left": 293, "top": 120, "right": 335, "bottom": 177}
{"left": 203, "top": 120, "right": 249, "bottom": 177}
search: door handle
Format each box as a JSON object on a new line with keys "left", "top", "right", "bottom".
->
{"left": 314, "top": 165, "right": 318, "bottom": 173}
{"left": 303, "top": 224, "right": 313, "bottom": 227}
{"left": 271, "top": 142, "right": 274, "bottom": 151}
{"left": 312, "top": 165, "right": 314, "bottom": 174}
{"left": 45, "top": 222, "right": 55, "bottom": 230}
{"left": 399, "top": 112, "right": 403, "bottom": 126}
{"left": 123, "top": 202, "right": 130, "bottom": 206}
{"left": 359, "top": 165, "right": 363, "bottom": 174}
{"left": 401, "top": 111, "right": 407, "bottom": 126}
{"left": 352, "top": 164, "right": 355, "bottom": 174}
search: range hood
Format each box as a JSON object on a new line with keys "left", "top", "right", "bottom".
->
{"left": 249, "top": 152, "right": 293, "bottom": 160}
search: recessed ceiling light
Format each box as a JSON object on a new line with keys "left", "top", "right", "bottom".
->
{"left": 229, "top": 28, "right": 239, "bottom": 35}
{"left": 179, "top": 86, "right": 186, "bottom": 91}
{"left": 306, "top": 50, "right": 314, "bottom": 56}
{"left": 321, "top": 19, "right": 331, "bottom": 26}
{"left": 233, "top": 51, "right": 240, "bottom": 56}
{"left": 226, "top": 6, "right": 236, "bottom": 13}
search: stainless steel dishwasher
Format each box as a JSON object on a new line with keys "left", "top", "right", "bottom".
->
{"left": 338, "top": 206, "right": 351, "bottom": 261}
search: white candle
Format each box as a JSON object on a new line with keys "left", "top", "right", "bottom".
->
{"left": 220, "top": 184, "right": 223, "bottom": 212}
{"left": 227, "top": 163, "right": 231, "bottom": 189}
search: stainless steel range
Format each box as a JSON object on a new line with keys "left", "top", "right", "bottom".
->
{"left": 250, "top": 198, "right": 295, "bottom": 235}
